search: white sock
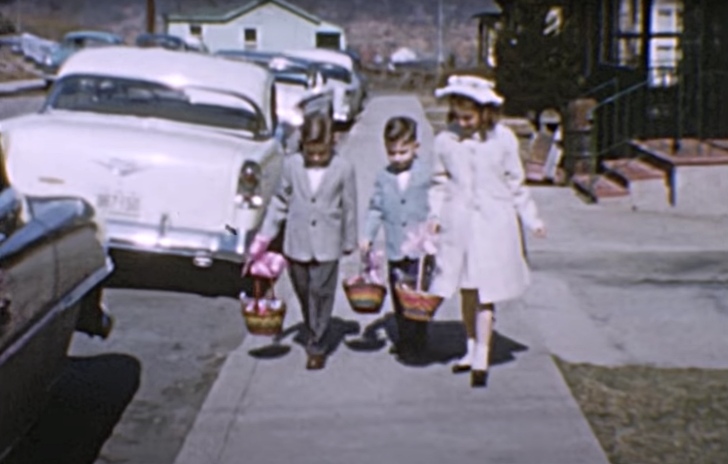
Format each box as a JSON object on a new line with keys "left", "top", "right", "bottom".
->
{"left": 456, "top": 338, "right": 476, "bottom": 366}
{"left": 472, "top": 309, "right": 494, "bottom": 371}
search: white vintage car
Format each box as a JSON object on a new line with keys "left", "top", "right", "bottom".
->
{"left": 0, "top": 47, "right": 284, "bottom": 270}
{"left": 268, "top": 56, "right": 334, "bottom": 129}
{"left": 215, "top": 50, "right": 334, "bottom": 143}
{"left": 284, "top": 48, "right": 366, "bottom": 126}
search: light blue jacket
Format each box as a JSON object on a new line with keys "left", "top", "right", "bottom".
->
{"left": 363, "top": 156, "right": 431, "bottom": 261}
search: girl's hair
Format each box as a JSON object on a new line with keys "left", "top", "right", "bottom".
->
{"left": 301, "top": 115, "right": 333, "bottom": 145}
{"left": 383, "top": 116, "right": 417, "bottom": 144}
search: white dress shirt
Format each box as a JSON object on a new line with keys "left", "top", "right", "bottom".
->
{"left": 307, "top": 167, "right": 327, "bottom": 194}
{"left": 396, "top": 170, "right": 411, "bottom": 192}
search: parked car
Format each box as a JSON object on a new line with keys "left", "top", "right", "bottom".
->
{"left": 215, "top": 49, "right": 281, "bottom": 67}
{"left": 135, "top": 33, "right": 191, "bottom": 51}
{"left": 0, "top": 47, "right": 285, "bottom": 276}
{"left": 0, "top": 156, "right": 114, "bottom": 458}
{"left": 284, "top": 48, "right": 367, "bottom": 126}
{"left": 268, "top": 57, "right": 333, "bottom": 127}
{"left": 216, "top": 50, "right": 334, "bottom": 146}
{"left": 41, "top": 30, "right": 124, "bottom": 77}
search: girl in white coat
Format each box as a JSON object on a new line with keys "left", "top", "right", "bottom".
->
{"left": 428, "top": 75, "right": 546, "bottom": 388}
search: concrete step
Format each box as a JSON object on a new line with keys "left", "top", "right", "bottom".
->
{"left": 601, "top": 158, "right": 671, "bottom": 211}
{"left": 604, "top": 158, "right": 665, "bottom": 182}
{"left": 572, "top": 174, "right": 629, "bottom": 204}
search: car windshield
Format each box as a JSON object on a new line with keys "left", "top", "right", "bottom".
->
{"left": 137, "top": 35, "right": 184, "bottom": 50}
{"left": 317, "top": 63, "right": 351, "bottom": 84}
{"left": 47, "top": 75, "right": 265, "bottom": 133}
{"left": 274, "top": 71, "right": 310, "bottom": 88}
{"left": 63, "top": 36, "right": 117, "bottom": 49}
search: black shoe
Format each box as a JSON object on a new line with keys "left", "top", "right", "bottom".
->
{"left": 76, "top": 307, "right": 114, "bottom": 339}
{"left": 451, "top": 364, "right": 471, "bottom": 374}
{"left": 471, "top": 370, "right": 489, "bottom": 388}
{"left": 306, "top": 354, "right": 327, "bottom": 370}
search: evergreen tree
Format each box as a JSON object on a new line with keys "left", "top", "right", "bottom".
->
{"left": 494, "top": 0, "right": 585, "bottom": 116}
{"left": 0, "top": 12, "right": 15, "bottom": 35}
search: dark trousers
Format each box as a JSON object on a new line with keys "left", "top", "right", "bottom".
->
{"left": 388, "top": 258, "right": 429, "bottom": 354}
{"left": 288, "top": 259, "right": 339, "bottom": 356}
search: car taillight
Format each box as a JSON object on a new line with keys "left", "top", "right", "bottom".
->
{"left": 235, "top": 160, "right": 263, "bottom": 208}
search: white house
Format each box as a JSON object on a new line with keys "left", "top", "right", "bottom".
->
{"left": 164, "top": 0, "right": 347, "bottom": 53}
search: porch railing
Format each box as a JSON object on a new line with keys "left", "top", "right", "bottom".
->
{"left": 568, "top": 68, "right": 728, "bottom": 183}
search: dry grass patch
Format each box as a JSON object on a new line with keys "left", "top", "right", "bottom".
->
{"left": 555, "top": 357, "right": 728, "bottom": 464}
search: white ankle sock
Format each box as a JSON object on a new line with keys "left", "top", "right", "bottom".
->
{"left": 472, "top": 309, "right": 494, "bottom": 371}
{"left": 457, "top": 338, "right": 476, "bottom": 366}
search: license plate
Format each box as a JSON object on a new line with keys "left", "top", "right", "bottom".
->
{"left": 96, "top": 191, "right": 141, "bottom": 217}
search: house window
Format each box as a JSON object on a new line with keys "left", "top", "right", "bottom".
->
{"left": 243, "top": 27, "right": 258, "bottom": 50}
{"left": 648, "top": 0, "right": 683, "bottom": 87}
{"left": 602, "top": 0, "right": 683, "bottom": 87}
{"left": 315, "top": 32, "right": 341, "bottom": 50}
{"left": 189, "top": 24, "right": 202, "bottom": 36}
{"left": 615, "top": 0, "right": 644, "bottom": 67}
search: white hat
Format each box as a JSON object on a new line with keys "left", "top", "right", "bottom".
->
{"left": 434, "top": 74, "right": 504, "bottom": 106}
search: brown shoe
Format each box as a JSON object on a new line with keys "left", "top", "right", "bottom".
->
{"left": 306, "top": 354, "right": 327, "bottom": 370}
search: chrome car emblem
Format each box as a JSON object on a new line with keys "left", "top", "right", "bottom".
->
{"left": 95, "top": 158, "right": 147, "bottom": 177}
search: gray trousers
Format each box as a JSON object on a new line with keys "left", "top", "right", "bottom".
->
{"left": 288, "top": 259, "right": 339, "bottom": 356}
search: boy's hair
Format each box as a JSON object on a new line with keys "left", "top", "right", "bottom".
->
{"left": 383, "top": 116, "right": 418, "bottom": 144}
{"left": 301, "top": 115, "right": 333, "bottom": 145}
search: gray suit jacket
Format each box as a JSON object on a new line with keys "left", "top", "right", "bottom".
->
{"left": 260, "top": 152, "right": 358, "bottom": 262}
{"left": 363, "top": 156, "right": 431, "bottom": 261}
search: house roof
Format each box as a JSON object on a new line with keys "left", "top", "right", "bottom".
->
{"left": 165, "top": 0, "right": 323, "bottom": 25}
{"left": 470, "top": 0, "right": 503, "bottom": 19}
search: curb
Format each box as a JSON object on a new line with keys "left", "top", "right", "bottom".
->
{"left": 0, "top": 79, "right": 46, "bottom": 96}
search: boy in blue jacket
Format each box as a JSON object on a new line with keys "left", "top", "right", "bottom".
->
{"left": 360, "top": 116, "right": 431, "bottom": 361}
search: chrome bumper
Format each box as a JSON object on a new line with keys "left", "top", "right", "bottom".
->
{"left": 104, "top": 217, "right": 257, "bottom": 265}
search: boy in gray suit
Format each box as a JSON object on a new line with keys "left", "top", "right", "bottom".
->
{"left": 360, "top": 116, "right": 432, "bottom": 361}
{"left": 250, "top": 115, "right": 358, "bottom": 370}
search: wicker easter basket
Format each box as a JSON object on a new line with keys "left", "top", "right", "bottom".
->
{"left": 343, "top": 278, "right": 387, "bottom": 314}
{"left": 395, "top": 284, "right": 443, "bottom": 322}
{"left": 395, "top": 255, "right": 443, "bottom": 322}
{"left": 342, "top": 249, "right": 388, "bottom": 314}
{"left": 241, "top": 278, "right": 287, "bottom": 336}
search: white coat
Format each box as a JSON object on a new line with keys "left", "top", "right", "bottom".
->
{"left": 428, "top": 123, "right": 543, "bottom": 303}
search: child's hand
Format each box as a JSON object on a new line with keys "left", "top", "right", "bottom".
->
{"left": 427, "top": 220, "right": 441, "bottom": 235}
{"left": 359, "top": 240, "right": 372, "bottom": 253}
{"left": 533, "top": 226, "right": 547, "bottom": 238}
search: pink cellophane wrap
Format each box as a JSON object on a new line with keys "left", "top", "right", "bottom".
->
{"left": 364, "top": 249, "right": 385, "bottom": 285}
{"left": 249, "top": 251, "right": 288, "bottom": 279}
{"left": 344, "top": 249, "right": 385, "bottom": 286}
{"left": 400, "top": 222, "right": 439, "bottom": 258}
{"left": 248, "top": 234, "right": 271, "bottom": 261}
{"left": 239, "top": 294, "right": 284, "bottom": 313}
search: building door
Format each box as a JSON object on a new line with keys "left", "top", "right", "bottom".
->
{"left": 315, "top": 32, "right": 341, "bottom": 49}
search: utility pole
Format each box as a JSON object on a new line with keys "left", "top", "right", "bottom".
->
{"left": 437, "top": 0, "right": 444, "bottom": 65}
{"left": 15, "top": 0, "right": 22, "bottom": 33}
{"left": 146, "top": 0, "right": 156, "bottom": 34}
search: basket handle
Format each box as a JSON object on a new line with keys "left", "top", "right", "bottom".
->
{"left": 253, "top": 277, "right": 276, "bottom": 301}
{"left": 416, "top": 256, "right": 425, "bottom": 292}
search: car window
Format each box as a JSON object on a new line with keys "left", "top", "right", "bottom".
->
{"left": 47, "top": 75, "right": 265, "bottom": 133}
{"left": 83, "top": 37, "right": 115, "bottom": 48}
{"left": 317, "top": 64, "right": 351, "bottom": 84}
{"left": 274, "top": 72, "right": 310, "bottom": 88}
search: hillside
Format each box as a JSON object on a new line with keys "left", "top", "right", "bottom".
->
{"left": 0, "top": 0, "right": 491, "bottom": 65}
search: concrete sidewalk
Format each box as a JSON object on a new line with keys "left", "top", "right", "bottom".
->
{"left": 173, "top": 96, "right": 611, "bottom": 464}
